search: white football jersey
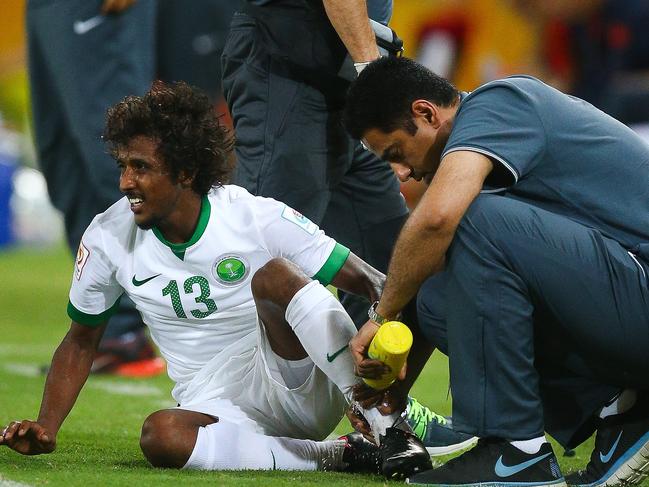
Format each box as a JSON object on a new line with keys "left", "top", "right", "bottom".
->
{"left": 68, "top": 185, "right": 349, "bottom": 402}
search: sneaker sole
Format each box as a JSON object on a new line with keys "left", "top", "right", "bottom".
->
{"left": 574, "top": 432, "right": 649, "bottom": 487}
{"left": 406, "top": 479, "right": 567, "bottom": 487}
{"left": 426, "top": 436, "right": 479, "bottom": 457}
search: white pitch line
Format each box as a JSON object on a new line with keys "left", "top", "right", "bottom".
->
{"left": 0, "top": 475, "right": 33, "bottom": 487}
{"left": 2, "top": 363, "right": 41, "bottom": 378}
{"left": 2, "top": 363, "right": 165, "bottom": 397}
{"left": 87, "top": 381, "right": 164, "bottom": 397}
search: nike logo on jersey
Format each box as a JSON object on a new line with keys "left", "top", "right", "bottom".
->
{"left": 73, "top": 15, "right": 105, "bottom": 35}
{"left": 132, "top": 274, "right": 161, "bottom": 286}
{"left": 326, "top": 344, "right": 348, "bottom": 363}
{"left": 599, "top": 431, "right": 623, "bottom": 463}
{"left": 494, "top": 452, "right": 551, "bottom": 478}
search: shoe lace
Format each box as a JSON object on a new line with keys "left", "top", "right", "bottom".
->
{"left": 406, "top": 397, "right": 447, "bottom": 438}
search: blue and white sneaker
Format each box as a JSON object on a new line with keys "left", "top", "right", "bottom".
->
{"left": 566, "top": 392, "right": 649, "bottom": 486}
{"left": 405, "top": 397, "right": 478, "bottom": 456}
{"left": 406, "top": 438, "right": 566, "bottom": 487}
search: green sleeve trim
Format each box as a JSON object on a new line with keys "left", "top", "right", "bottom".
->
{"left": 67, "top": 297, "right": 122, "bottom": 327}
{"left": 313, "top": 243, "right": 350, "bottom": 286}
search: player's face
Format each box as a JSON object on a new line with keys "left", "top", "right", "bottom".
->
{"left": 116, "top": 136, "right": 193, "bottom": 233}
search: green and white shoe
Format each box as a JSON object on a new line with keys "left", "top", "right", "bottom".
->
{"left": 405, "top": 397, "right": 478, "bottom": 456}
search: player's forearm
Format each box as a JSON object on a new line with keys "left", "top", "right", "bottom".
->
{"left": 37, "top": 325, "right": 103, "bottom": 434}
{"left": 322, "top": 0, "right": 379, "bottom": 62}
{"left": 330, "top": 252, "right": 384, "bottom": 303}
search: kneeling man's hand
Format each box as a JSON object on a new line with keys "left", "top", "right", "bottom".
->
{"left": 349, "top": 319, "right": 381, "bottom": 372}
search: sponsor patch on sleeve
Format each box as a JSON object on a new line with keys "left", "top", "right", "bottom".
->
{"left": 281, "top": 206, "right": 317, "bottom": 235}
{"left": 75, "top": 241, "right": 90, "bottom": 280}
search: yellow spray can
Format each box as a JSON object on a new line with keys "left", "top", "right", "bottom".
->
{"left": 363, "top": 321, "right": 413, "bottom": 390}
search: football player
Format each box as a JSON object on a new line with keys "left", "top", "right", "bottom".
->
{"left": 1, "top": 81, "right": 431, "bottom": 477}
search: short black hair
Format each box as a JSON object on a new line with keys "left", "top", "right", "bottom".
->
{"left": 103, "top": 81, "right": 234, "bottom": 195}
{"left": 343, "top": 57, "right": 459, "bottom": 139}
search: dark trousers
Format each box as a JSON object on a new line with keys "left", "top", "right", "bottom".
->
{"left": 417, "top": 195, "right": 649, "bottom": 447}
{"left": 27, "top": 0, "right": 156, "bottom": 338}
{"left": 156, "top": 0, "right": 237, "bottom": 101}
{"left": 221, "top": 12, "right": 408, "bottom": 326}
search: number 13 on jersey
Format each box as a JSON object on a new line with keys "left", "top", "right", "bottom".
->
{"left": 162, "top": 276, "right": 217, "bottom": 319}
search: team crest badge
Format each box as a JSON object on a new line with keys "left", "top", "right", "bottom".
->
{"left": 213, "top": 255, "right": 249, "bottom": 286}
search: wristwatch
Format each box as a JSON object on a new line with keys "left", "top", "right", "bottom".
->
{"left": 367, "top": 301, "right": 388, "bottom": 325}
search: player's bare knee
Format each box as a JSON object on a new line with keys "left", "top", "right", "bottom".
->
{"left": 140, "top": 410, "right": 195, "bottom": 469}
{"left": 252, "top": 258, "right": 310, "bottom": 307}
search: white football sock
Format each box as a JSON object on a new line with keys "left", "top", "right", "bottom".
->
{"left": 183, "top": 419, "right": 345, "bottom": 471}
{"left": 285, "top": 280, "right": 359, "bottom": 399}
{"left": 600, "top": 389, "right": 637, "bottom": 419}
{"left": 285, "top": 280, "right": 410, "bottom": 444}
{"left": 509, "top": 436, "right": 547, "bottom": 454}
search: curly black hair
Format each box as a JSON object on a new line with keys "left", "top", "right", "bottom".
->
{"left": 103, "top": 80, "right": 234, "bottom": 195}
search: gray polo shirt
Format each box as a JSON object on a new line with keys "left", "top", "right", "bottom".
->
{"left": 443, "top": 75, "right": 649, "bottom": 254}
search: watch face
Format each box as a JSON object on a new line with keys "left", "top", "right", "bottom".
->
{"left": 368, "top": 301, "right": 386, "bottom": 324}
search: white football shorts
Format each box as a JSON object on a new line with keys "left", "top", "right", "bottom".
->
{"left": 176, "top": 314, "right": 347, "bottom": 440}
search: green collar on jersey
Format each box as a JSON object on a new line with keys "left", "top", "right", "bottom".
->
{"left": 152, "top": 194, "right": 211, "bottom": 260}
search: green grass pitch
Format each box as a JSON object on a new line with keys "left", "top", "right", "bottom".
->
{"left": 0, "top": 244, "right": 644, "bottom": 486}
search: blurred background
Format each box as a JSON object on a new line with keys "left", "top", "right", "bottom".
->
{"left": 1, "top": 0, "right": 648, "bottom": 249}
{"left": 1, "top": 4, "right": 646, "bottom": 483}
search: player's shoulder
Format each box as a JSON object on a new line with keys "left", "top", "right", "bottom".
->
{"left": 83, "top": 197, "right": 136, "bottom": 251}
{"left": 209, "top": 184, "right": 254, "bottom": 203}
{"left": 89, "top": 197, "right": 133, "bottom": 232}
{"left": 208, "top": 185, "right": 302, "bottom": 237}
{"left": 209, "top": 184, "right": 285, "bottom": 212}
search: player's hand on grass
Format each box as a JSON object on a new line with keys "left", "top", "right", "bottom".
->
{"left": 101, "top": 0, "right": 137, "bottom": 14}
{"left": 0, "top": 420, "right": 56, "bottom": 455}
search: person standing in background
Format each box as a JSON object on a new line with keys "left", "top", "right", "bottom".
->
{"left": 156, "top": 0, "right": 237, "bottom": 108}
{"left": 26, "top": 0, "right": 238, "bottom": 376}
{"left": 221, "top": 0, "right": 477, "bottom": 456}
{"left": 26, "top": 0, "right": 162, "bottom": 376}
